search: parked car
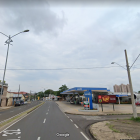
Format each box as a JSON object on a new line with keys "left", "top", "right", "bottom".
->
{"left": 24, "top": 101, "right": 27, "bottom": 104}
{"left": 20, "top": 100, "right": 24, "bottom": 105}
{"left": 15, "top": 101, "right": 21, "bottom": 106}
{"left": 135, "top": 101, "right": 140, "bottom": 106}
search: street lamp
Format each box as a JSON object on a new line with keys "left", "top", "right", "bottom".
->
{"left": 111, "top": 50, "right": 140, "bottom": 118}
{"left": 0, "top": 30, "right": 29, "bottom": 106}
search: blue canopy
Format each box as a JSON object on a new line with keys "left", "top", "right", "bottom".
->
{"left": 60, "top": 87, "right": 110, "bottom": 94}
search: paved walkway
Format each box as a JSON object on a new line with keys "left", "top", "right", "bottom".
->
{"left": 0, "top": 106, "right": 13, "bottom": 111}
{"left": 55, "top": 101, "right": 140, "bottom": 115}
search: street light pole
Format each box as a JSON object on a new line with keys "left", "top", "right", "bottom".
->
{"left": 0, "top": 36, "right": 10, "bottom": 106}
{"left": 0, "top": 30, "right": 29, "bottom": 106}
{"left": 124, "top": 50, "right": 137, "bottom": 118}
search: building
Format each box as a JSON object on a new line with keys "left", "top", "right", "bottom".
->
{"left": 114, "top": 84, "right": 130, "bottom": 93}
{"left": 113, "top": 85, "right": 121, "bottom": 92}
{"left": 61, "top": 87, "right": 110, "bottom": 104}
{"left": 6, "top": 91, "right": 28, "bottom": 106}
{"left": 0, "top": 82, "right": 8, "bottom": 107}
{"left": 6, "top": 92, "right": 13, "bottom": 106}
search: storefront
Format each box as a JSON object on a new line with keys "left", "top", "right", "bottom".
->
{"left": 61, "top": 87, "right": 110, "bottom": 104}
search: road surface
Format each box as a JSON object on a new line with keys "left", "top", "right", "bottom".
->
{"left": 0, "top": 101, "right": 89, "bottom": 140}
{"left": 0, "top": 101, "right": 41, "bottom": 122}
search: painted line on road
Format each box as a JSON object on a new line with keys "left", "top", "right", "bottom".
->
{"left": 48, "top": 109, "right": 49, "bottom": 111}
{"left": 10, "top": 111, "right": 14, "bottom": 112}
{"left": 67, "top": 116, "right": 69, "bottom": 118}
{"left": 37, "top": 137, "right": 41, "bottom": 140}
{"left": 7, "top": 139, "right": 20, "bottom": 140}
{"left": 80, "top": 132, "right": 89, "bottom": 140}
{"left": 0, "top": 103, "right": 45, "bottom": 134}
{"left": 0, "top": 104, "right": 42, "bottom": 124}
{"left": 43, "top": 118, "right": 46, "bottom": 123}
{"left": 74, "top": 124, "right": 78, "bottom": 128}
{"left": 70, "top": 119, "right": 73, "bottom": 122}
{"left": 46, "top": 113, "right": 48, "bottom": 115}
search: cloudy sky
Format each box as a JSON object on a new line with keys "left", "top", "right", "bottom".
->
{"left": 0, "top": 0, "right": 140, "bottom": 93}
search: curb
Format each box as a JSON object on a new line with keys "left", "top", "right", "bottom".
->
{"left": 64, "top": 112, "right": 140, "bottom": 116}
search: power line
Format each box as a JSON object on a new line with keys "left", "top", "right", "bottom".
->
{"left": 0, "top": 66, "right": 124, "bottom": 70}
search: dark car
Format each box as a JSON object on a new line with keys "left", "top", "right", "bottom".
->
{"left": 15, "top": 101, "right": 21, "bottom": 106}
{"left": 20, "top": 100, "right": 24, "bottom": 105}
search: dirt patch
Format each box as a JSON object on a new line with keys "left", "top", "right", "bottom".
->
{"left": 110, "top": 119, "right": 140, "bottom": 139}
{"left": 90, "top": 121, "right": 133, "bottom": 140}
{"left": 90, "top": 119, "right": 140, "bottom": 140}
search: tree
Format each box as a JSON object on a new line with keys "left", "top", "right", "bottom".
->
{"left": 58, "top": 84, "right": 68, "bottom": 96}
{"left": 44, "top": 89, "right": 53, "bottom": 97}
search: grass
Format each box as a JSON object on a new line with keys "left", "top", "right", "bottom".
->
{"left": 0, "top": 102, "right": 44, "bottom": 128}
{"left": 93, "top": 134, "right": 97, "bottom": 137}
{"left": 130, "top": 117, "right": 140, "bottom": 122}
{"left": 106, "top": 123, "right": 120, "bottom": 133}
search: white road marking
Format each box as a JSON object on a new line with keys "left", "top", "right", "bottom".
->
{"left": 7, "top": 139, "right": 20, "bottom": 140}
{"left": 37, "top": 137, "right": 41, "bottom": 140}
{"left": 67, "top": 116, "right": 69, "bottom": 118}
{"left": 43, "top": 118, "right": 46, "bottom": 123}
{"left": 0, "top": 103, "right": 44, "bottom": 134}
{"left": 48, "top": 109, "right": 49, "bottom": 111}
{"left": 80, "top": 132, "right": 89, "bottom": 140}
{"left": 70, "top": 119, "right": 73, "bottom": 122}
{"left": 46, "top": 113, "right": 48, "bottom": 115}
{"left": 74, "top": 124, "right": 78, "bottom": 128}
{"left": 10, "top": 111, "right": 14, "bottom": 112}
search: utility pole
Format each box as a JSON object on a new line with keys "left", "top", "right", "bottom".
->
{"left": 29, "top": 90, "right": 31, "bottom": 101}
{"left": 18, "top": 84, "right": 20, "bottom": 101}
{"left": 124, "top": 50, "right": 137, "bottom": 118}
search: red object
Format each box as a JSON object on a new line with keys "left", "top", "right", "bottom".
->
{"left": 84, "top": 105, "right": 89, "bottom": 107}
{"left": 98, "top": 95, "right": 116, "bottom": 104}
{"left": 135, "top": 102, "right": 140, "bottom": 106}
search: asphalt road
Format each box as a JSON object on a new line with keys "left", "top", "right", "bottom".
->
{"left": 0, "top": 101, "right": 89, "bottom": 140}
{"left": 0, "top": 101, "right": 41, "bottom": 122}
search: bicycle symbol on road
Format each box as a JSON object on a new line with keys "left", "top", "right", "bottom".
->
{"left": 2, "top": 129, "right": 21, "bottom": 137}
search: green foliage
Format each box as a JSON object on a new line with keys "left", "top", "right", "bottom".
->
{"left": 36, "top": 84, "right": 68, "bottom": 98}
{"left": 130, "top": 117, "right": 140, "bottom": 122}
{"left": 44, "top": 89, "right": 53, "bottom": 96}
{"left": 59, "top": 84, "right": 68, "bottom": 92}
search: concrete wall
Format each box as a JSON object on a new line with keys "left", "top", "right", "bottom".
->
{"left": 0, "top": 84, "right": 8, "bottom": 107}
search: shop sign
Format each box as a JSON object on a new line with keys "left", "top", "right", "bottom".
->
{"left": 84, "top": 101, "right": 89, "bottom": 110}
{"left": 98, "top": 95, "right": 116, "bottom": 103}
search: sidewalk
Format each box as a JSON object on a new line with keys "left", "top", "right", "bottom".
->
{"left": 55, "top": 101, "right": 140, "bottom": 115}
{"left": 0, "top": 106, "right": 14, "bottom": 111}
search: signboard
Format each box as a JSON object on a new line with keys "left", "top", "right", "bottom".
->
{"left": 98, "top": 95, "right": 116, "bottom": 104}
{"left": 84, "top": 101, "right": 89, "bottom": 110}
{"left": 84, "top": 90, "right": 93, "bottom": 110}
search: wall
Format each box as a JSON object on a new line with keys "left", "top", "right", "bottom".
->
{"left": 0, "top": 84, "right": 8, "bottom": 107}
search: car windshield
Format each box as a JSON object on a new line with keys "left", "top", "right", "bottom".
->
{"left": 16, "top": 101, "right": 20, "bottom": 103}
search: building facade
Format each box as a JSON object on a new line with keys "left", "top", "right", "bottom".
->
{"left": 0, "top": 82, "right": 8, "bottom": 107}
{"left": 114, "top": 84, "right": 130, "bottom": 93}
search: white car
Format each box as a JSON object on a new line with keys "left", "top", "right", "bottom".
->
{"left": 24, "top": 101, "right": 27, "bottom": 104}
